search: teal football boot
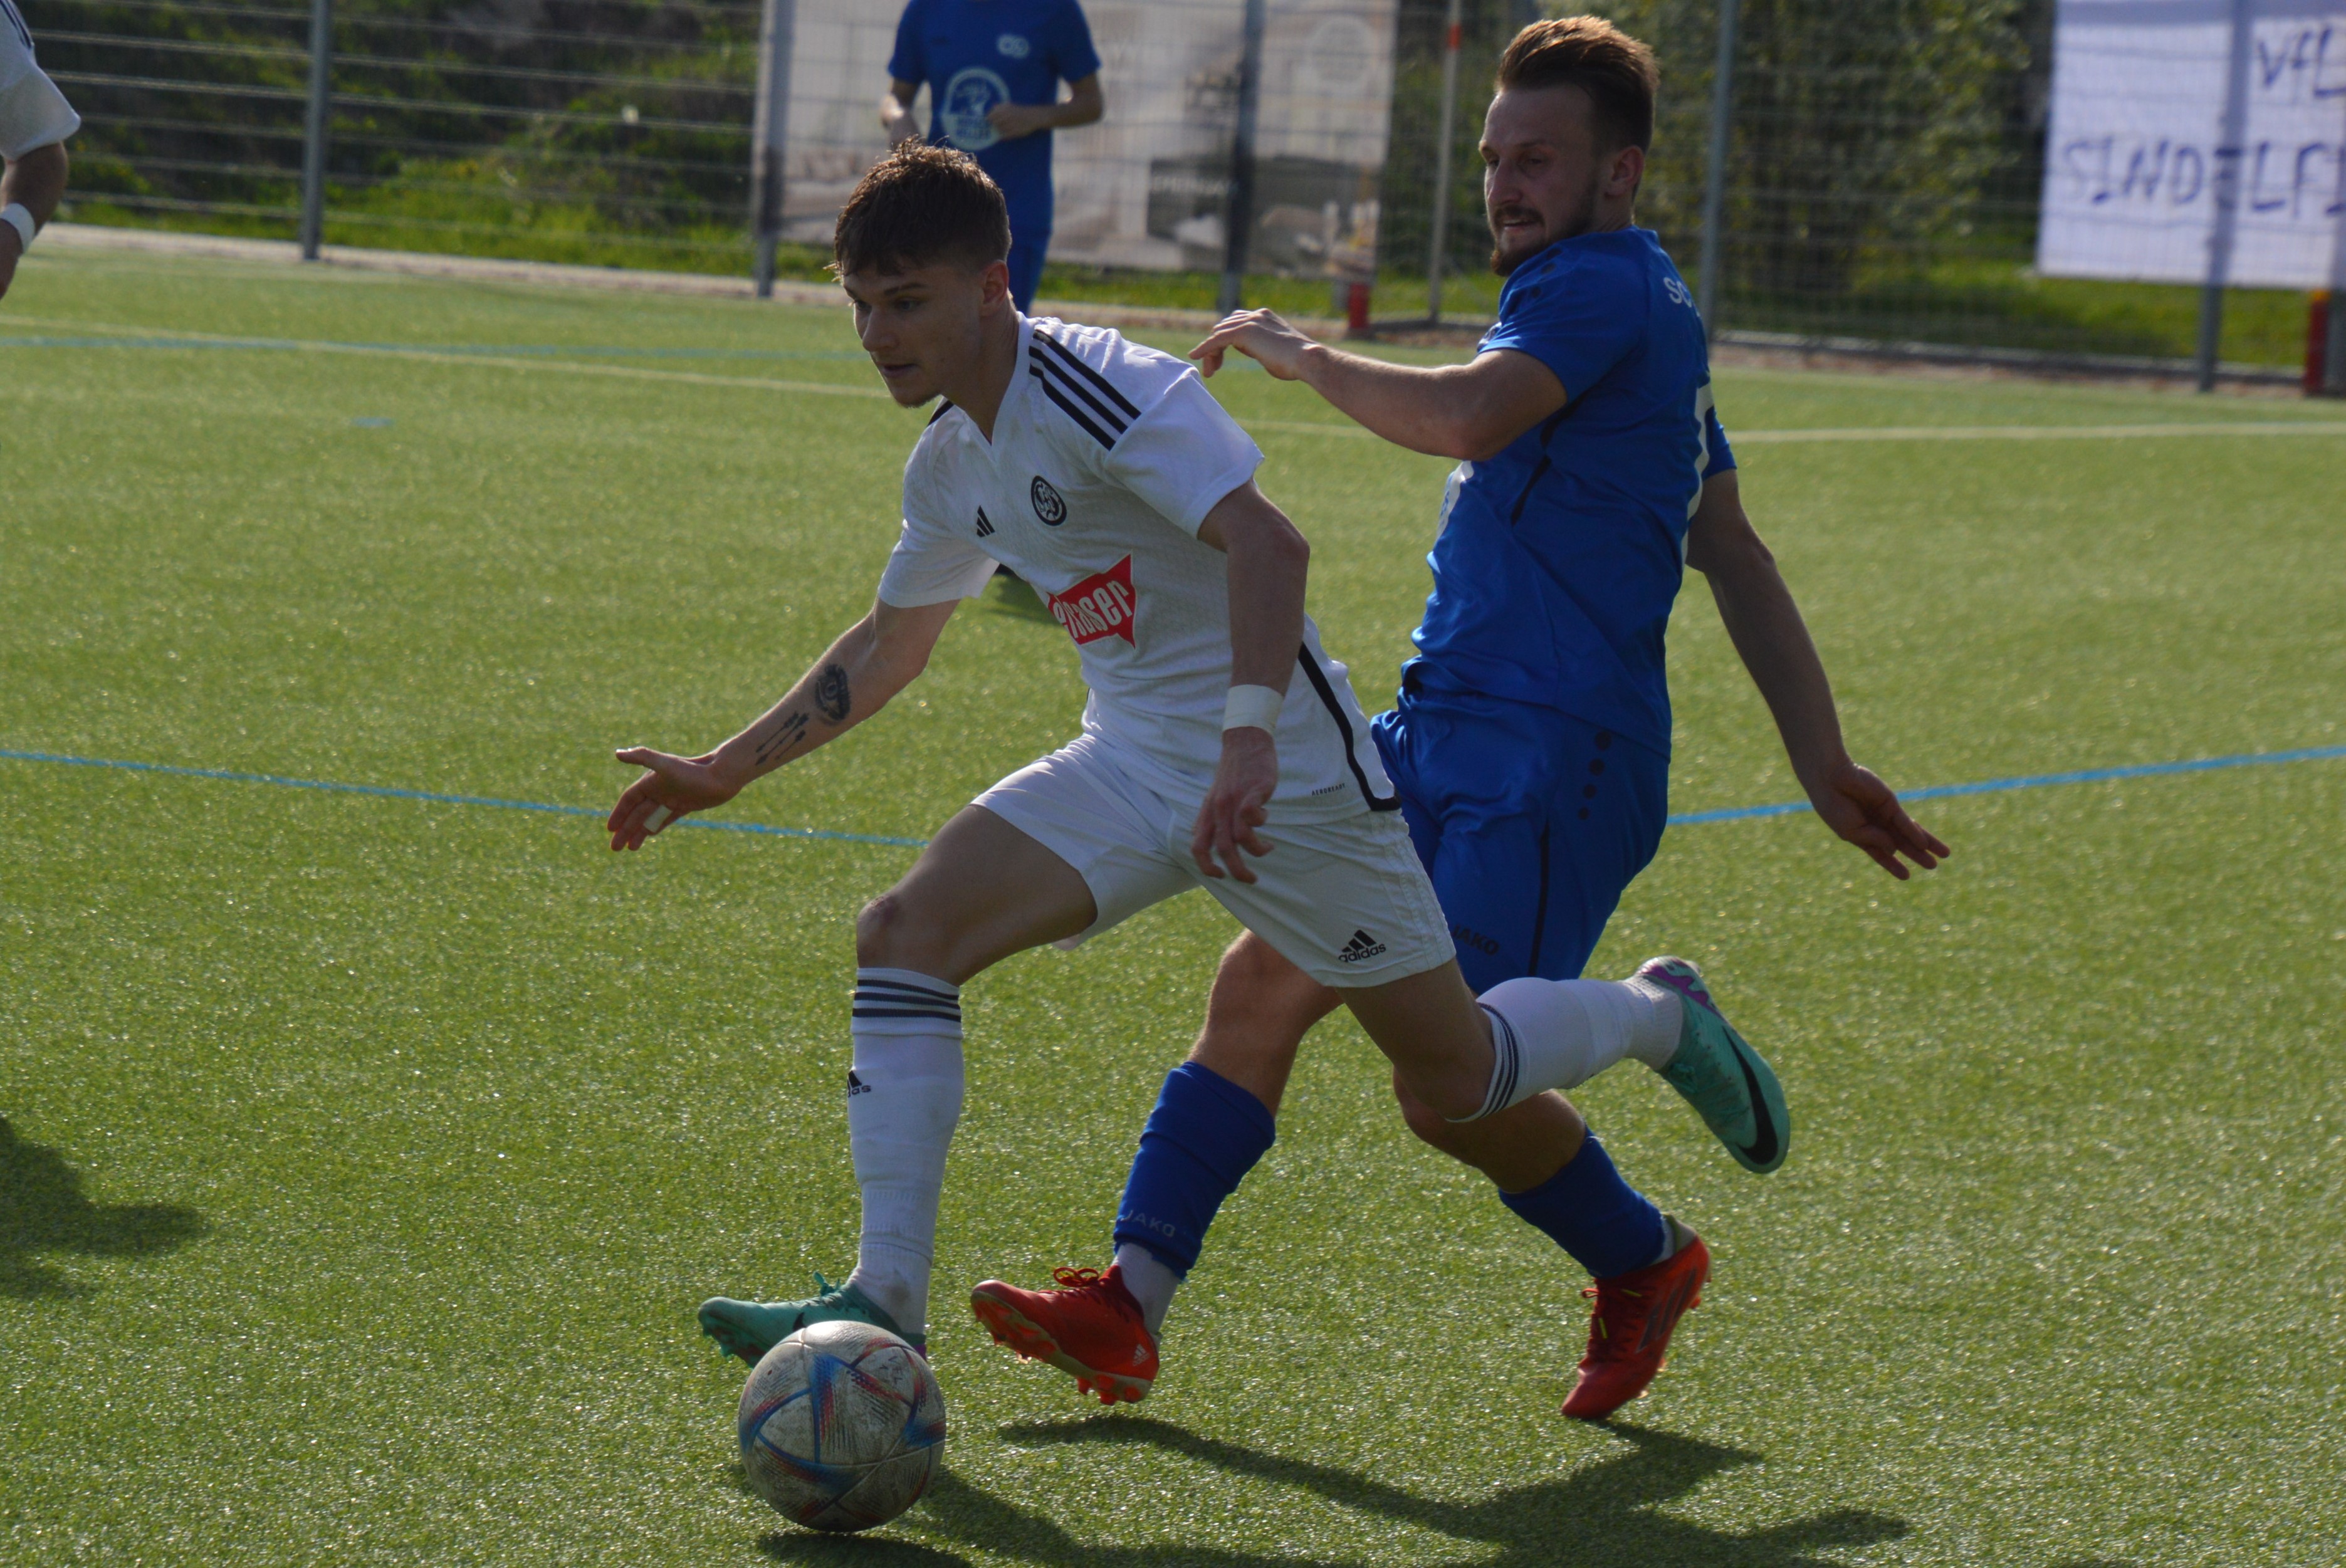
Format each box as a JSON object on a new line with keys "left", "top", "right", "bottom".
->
{"left": 1634, "top": 957, "right": 1790, "bottom": 1174}
{"left": 697, "top": 1275, "right": 923, "bottom": 1364}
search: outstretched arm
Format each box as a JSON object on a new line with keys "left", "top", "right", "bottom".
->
{"left": 1190, "top": 479, "right": 1310, "bottom": 884}
{"left": 881, "top": 79, "right": 922, "bottom": 147}
{"left": 605, "top": 595, "right": 958, "bottom": 850}
{"left": 987, "top": 74, "right": 1104, "bottom": 141}
{"left": 1189, "top": 309, "right": 1564, "bottom": 462}
{"left": 1686, "top": 471, "right": 1950, "bottom": 880}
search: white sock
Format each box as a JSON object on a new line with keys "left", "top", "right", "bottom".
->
{"left": 1655, "top": 1213, "right": 1692, "bottom": 1266}
{"left": 840, "top": 968, "right": 965, "bottom": 1339}
{"left": 1111, "top": 1243, "right": 1181, "bottom": 1337}
{"left": 1462, "top": 976, "right": 1683, "bottom": 1121}
{"left": 1619, "top": 975, "right": 1685, "bottom": 1070}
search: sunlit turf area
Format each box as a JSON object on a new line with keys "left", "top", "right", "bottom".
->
{"left": 4, "top": 246, "right": 2343, "bottom": 1567}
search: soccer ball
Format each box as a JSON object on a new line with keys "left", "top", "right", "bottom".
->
{"left": 736, "top": 1320, "right": 947, "bottom": 1532}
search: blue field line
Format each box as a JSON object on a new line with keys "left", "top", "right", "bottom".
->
{"left": 0, "top": 333, "right": 867, "bottom": 362}
{"left": 0, "top": 749, "right": 926, "bottom": 847}
{"left": 4, "top": 742, "right": 2341, "bottom": 846}
{"left": 1665, "top": 744, "right": 2346, "bottom": 824}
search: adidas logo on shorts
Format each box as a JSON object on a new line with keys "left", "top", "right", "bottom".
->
{"left": 1336, "top": 929, "right": 1386, "bottom": 964}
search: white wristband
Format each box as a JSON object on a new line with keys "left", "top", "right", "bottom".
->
{"left": 1222, "top": 684, "right": 1283, "bottom": 733}
{"left": 0, "top": 205, "right": 33, "bottom": 253}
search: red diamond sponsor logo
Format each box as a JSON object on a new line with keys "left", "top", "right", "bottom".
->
{"left": 1045, "top": 555, "right": 1137, "bottom": 645}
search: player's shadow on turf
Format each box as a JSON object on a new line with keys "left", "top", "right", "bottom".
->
{"left": 898, "top": 1414, "right": 1911, "bottom": 1567}
{"left": 0, "top": 1116, "right": 206, "bottom": 1298}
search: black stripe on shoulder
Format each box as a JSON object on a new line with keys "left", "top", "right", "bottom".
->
{"left": 1296, "top": 645, "right": 1401, "bottom": 812}
{"left": 926, "top": 399, "right": 956, "bottom": 427}
{"left": 1027, "top": 347, "right": 1132, "bottom": 439}
{"left": 1031, "top": 329, "right": 1143, "bottom": 421}
{"left": 1029, "top": 365, "right": 1119, "bottom": 449}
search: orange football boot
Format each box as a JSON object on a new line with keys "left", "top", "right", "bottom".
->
{"left": 1561, "top": 1229, "right": 1710, "bottom": 1421}
{"left": 970, "top": 1264, "right": 1159, "bottom": 1406}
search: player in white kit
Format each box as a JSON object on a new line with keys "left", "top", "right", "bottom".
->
{"left": 606, "top": 145, "right": 1710, "bottom": 1364}
{"left": 0, "top": 0, "right": 78, "bottom": 303}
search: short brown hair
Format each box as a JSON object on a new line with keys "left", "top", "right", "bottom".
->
{"left": 1495, "top": 15, "right": 1658, "bottom": 152}
{"left": 832, "top": 143, "right": 1012, "bottom": 279}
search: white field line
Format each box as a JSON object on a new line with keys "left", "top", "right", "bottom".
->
{"left": 1249, "top": 416, "right": 2346, "bottom": 442}
{"left": 11, "top": 318, "right": 2346, "bottom": 439}
{"left": 0, "top": 315, "right": 896, "bottom": 401}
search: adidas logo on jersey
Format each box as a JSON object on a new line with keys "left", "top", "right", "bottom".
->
{"left": 1336, "top": 929, "right": 1386, "bottom": 964}
{"left": 975, "top": 507, "right": 995, "bottom": 538}
{"left": 1045, "top": 555, "right": 1136, "bottom": 645}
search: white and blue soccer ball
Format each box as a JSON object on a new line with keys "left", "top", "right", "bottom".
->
{"left": 736, "top": 1320, "right": 947, "bottom": 1532}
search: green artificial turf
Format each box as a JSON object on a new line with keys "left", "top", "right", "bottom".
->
{"left": 3, "top": 247, "right": 2343, "bottom": 1567}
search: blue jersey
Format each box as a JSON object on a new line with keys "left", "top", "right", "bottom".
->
{"left": 889, "top": 0, "right": 1101, "bottom": 245}
{"left": 1403, "top": 227, "right": 1734, "bottom": 758}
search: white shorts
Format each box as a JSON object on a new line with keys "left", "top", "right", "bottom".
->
{"left": 0, "top": 67, "right": 81, "bottom": 163}
{"left": 973, "top": 732, "right": 1455, "bottom": 988}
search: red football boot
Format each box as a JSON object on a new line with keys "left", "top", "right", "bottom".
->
{"left": 1560, "top": 1230, "right": 1710, "bottom": 1421}
{"left": 970, "top": 1265, "right": 1159, "bottom": 1406}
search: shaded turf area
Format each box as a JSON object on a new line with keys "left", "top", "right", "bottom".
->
{"left": 3, "top": 247, "right": 2341, "bottom": 1566}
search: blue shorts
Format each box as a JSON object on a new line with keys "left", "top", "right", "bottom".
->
{"left": 1007, "top": 229, "right": 1049, "bottom": 312}
{"left": 1371, "top": 687, "right": 1668, "bottom": 993}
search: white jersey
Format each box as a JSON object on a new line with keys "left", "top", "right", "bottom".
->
{"left": 877, "top": 314, "right": 1398, "bottom": 823}
{"left": 0, "top": 0, "right": 78, "bottom": 162}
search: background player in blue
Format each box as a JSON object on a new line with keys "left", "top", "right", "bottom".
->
{"left": 971, "top": 16, "right": 1950, "bottom": 1421}
{"left": 884, "top": 0, "right": 1102, "bottom": 311}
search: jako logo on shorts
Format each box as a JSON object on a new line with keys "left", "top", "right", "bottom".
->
{"left": 1047, "top": 556, "right": 1136, "bottom": 645}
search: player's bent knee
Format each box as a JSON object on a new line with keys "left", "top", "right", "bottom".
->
{"left": 1391, "top": 1069, "right": 1471, "bottom": 1152}
{"left": 854, "top": 890, "right": 933, "bottom": 970}
{"left": 1212, "top": 935, "right": 1339, "bottom": 1033}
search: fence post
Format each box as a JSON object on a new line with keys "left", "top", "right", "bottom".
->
{"left": 298, "top": 0, "right": 332, "bottom": 260}
{"left": 2194, "top": 0, "right": 2253, "bottom": 392}
{"left": 2327, "top": 190, "right": 2346, "bottom": 395}
{"left": 1425, "top": 0, "right": 1464, "bottom": 324}
{"left": 1695, "top": 0, "right": 1740, "bottom": 341}
{"left": 750, "top": 0, "right": 796, "bottom": 298}
{"left": 1217, "top": 0, "right": 1268, "bottom": 316}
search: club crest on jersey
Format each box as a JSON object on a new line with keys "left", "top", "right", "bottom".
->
{"left": 1030, "top": 474, "right": 1067, "bottom": 526}
{"left": 1045, "top": 555, "right": 1136, "bottom": 645}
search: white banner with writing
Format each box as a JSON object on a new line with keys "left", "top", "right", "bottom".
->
{"left": 2039, "top": 0, "right": 2346, "bottom": 288}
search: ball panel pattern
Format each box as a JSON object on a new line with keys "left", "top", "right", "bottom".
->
{"left": 736, "top": 1320, "right": 948, "bottom": 1534}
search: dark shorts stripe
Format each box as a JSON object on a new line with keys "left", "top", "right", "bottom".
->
{"left": 1296, "top": 646, "right": 1400, "bottom": 812}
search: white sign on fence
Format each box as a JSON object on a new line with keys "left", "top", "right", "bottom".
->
{"left": 2039, "top": 0, "right": 2346, "bottom": 289}
{"left": 781, "top": 0, "right": 1396, "bottom": 277}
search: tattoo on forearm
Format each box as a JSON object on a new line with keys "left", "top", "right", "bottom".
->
{"left": 753, "top": 710, "right": 810, "bottom": 766}
{"left": 814, "top": 663, "right": 851, "bottom": 724}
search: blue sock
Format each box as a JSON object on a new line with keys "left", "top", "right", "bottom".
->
{"left": 1497, "top": 1130, "right": 1667, "bottom": 1280}
{"left": 1111, "top": 1062, "right": 1276, "bottom": 1276}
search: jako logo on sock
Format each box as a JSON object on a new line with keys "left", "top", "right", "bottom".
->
{"left": 1116, "top": 1209, "right": 1178, "bottom": 1240}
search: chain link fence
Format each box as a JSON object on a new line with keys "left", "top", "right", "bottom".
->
{"left": 48, "top": 0, "right": 760, "bottom": 271}
{"left": 28, "top": 0, "right": 2330, "bottom": 374}
{"left": 1381, "top": 0, "right": 2316, "bottom": 375}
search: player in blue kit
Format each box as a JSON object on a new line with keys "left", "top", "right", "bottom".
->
{"left": 884, "top": 0, "right": 1103, "bottom": 311}
{"left": 971, "top": 16, "right": 1949, "bottom": 1421}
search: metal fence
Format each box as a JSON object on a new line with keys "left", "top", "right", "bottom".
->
{"left": 46, "top": 0, "right": 762, "bottom": 271}
{"left": 1385, "top": 0, "right": 2331, "bottom": 380}
{"left": 26, "top": 0, "right": 2337, "bottom": 377}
